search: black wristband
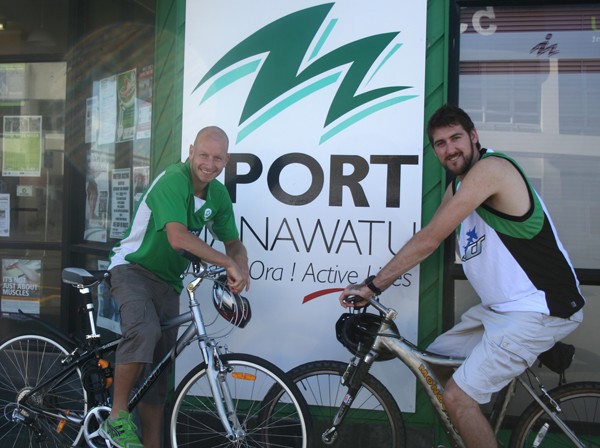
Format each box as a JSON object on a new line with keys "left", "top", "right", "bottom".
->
{"left": 365, "top": 275, "right": 382, "bottom": 296}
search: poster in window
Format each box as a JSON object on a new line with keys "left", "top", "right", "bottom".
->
{"left": 85, "top": 96, "right": 99, "bottom": 144}
{"left": 0, "top": 63, "right": 25, "bottom": 100}
{"left": 1, "top": 115, "right": 42, "bottom": 177}
{"left": 98, "top": 75, "right": 117, "bottom": 146}
{"left": 110, "top": 168, "right": 131, "bottom": 239}
{"left": 84, "top": 147, "right": 111, "bottom": 242}
{"left": 117, "top": 69, "right": 137, "bottom": 142}
{"left": 136, "top": 65, "right": 153, "bottom": 140}
{"left": 96, "top": 260, "right": 121, "bottom": 334}
{"left": 1, "top": 258, "right": 42, "bottom": 315}
{"left": 132, "top": 166, "right": 149, "bottom": 205}
{"left": 0, "top": 193, "right": 9, "bottom": 237}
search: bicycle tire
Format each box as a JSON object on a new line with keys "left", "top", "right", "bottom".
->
{"left": 510, "top": 381, "right": 600, "bottom": 448}
{"left": 168, "top": 353, "right": 311, "bottom": 448}
{"left": 0, "top": 334, "right": 88, "bottom": 447}
{"left": 286, "top": 360, "right": 406, "bottom": 448}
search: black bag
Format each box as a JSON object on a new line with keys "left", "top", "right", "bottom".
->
{"left": 537, "top": 341, "right": 575, "bottom": 374}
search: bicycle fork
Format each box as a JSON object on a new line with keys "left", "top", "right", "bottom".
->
{"left": 321, "top": 352, "right": 377, "bottom": 445}
{"left": 208, "top": 346, "right": 246, "bottom": 441}
{"left": 186, "top": 276, "right": 245, "bottom": 442}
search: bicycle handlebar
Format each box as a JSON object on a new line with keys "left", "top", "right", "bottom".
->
{"left": 345, "top": 295, "right": 397, "bottom": 321}
{"left": 178, "top": 249, "right": 226, "bottom": 278}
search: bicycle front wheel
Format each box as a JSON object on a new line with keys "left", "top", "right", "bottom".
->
{"left": 0, "top": 334, "right": 87, "bottom": 447}
{"left": 510, "top": 381, "right": 600, "bottom": 448}
{"left": 287, "top": 360, "right": 406, "bottom": 448}
{"left": 169, "top": 353, "right": 311, "bottom": 448}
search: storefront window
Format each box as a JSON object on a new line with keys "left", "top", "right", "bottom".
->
{"left": 459, "top": 4, "right": 600, "bottom": 269}
{"left": 0, "top": 62, "right": 65, "bottom": 242}
{"left": 0, "top": 62, "right": 65, "bottom": 328}
{"left": 83, "top": 62, "right": 153, "bottom": 244}
{"left": 0, "top": 0, "right": 69, "bottom": 57}
{"left": 456, "top": 3, "right": 600, "bottom": 393}
{"left": 0, "top": 0, "right": 154, "bottom": 338}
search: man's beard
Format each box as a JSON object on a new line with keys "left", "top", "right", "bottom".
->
{"left": 447, "top": 141, "right": 476, "bottom": 177}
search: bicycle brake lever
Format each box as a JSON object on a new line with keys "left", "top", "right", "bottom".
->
{"left": 343, "top": 296, "right": 371, "bottom": 313}
{"left": 343, "top": 295, "right": 361, "bottom": 305}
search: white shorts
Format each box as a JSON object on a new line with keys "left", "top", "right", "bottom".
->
{"left": 427, "top": 304, "right": 583, "bottom": 404}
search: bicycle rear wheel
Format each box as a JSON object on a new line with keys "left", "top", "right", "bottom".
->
{"left": 287, "top": 360, "right": 406, "bottom": 448}
{"left": 0, "top": 334, "right": 87, "bottom": 447}
{"left": 169, "top": 353, "right": 311, "bottom": 448}
{"left": 510, "top": 381, "right": 600, "bottom": 448}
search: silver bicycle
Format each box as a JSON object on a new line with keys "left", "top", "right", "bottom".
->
{"left": 286, "top": 296, "right": 600, "bottom": 447}
{"left": 0, "top": 252, "right": 311, "bottom": 447}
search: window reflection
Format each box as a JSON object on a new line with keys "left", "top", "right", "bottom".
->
{"left": 459, "top": 4, "right": 600, "bottom": 268}
{"left": 0, "top": 62, "right": 66, "bottom": 242}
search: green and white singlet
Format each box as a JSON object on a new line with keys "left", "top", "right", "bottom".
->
{"left": 455, "top": 149, "right": 584, "bottom": 318}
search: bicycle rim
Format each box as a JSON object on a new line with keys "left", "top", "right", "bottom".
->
{"left": 510, "top": 382, "right": 600, "bottom": 448}
{"left": 0, "top": 335, "right": 87, "bottom": 447}
{"left": 169, "top": 353, "right": 310, "bottom": 448}
{"left": 288, "top": 360, "right": 406, "bottom": 448}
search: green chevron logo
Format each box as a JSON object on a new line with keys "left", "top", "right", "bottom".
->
{"left": 193, "top": 3, "right": 418, "bottom": 144}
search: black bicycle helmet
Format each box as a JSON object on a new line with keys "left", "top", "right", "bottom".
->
{"left": 212, "top": 275, "right": 252, "bottom": 328}
{"left": 335, "top": 311, "right": 398, "bottom": 361}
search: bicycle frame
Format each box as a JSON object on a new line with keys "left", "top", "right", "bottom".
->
{"left": 16, "top": 261, "right": 246, "bottom": 441}
{"left": 338, "top": 297, "right": 586, "bottom": 448}
{"left": 365, "top": 299, "right": 464, "bottom": 447}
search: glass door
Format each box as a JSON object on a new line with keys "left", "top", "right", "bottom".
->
{"left": 0, "top": 62, "right": 66, "bottom": 327}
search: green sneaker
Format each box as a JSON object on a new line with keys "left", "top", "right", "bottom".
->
{"left": 100, "top": 410, "right": 143, "bottom": 448}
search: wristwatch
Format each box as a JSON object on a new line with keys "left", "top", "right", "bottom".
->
{"left": 364, "top": 275, "right": 382, "bottom": 296}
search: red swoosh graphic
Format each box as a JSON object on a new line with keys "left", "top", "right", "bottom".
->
{"left": 303, "top": 287, "right": 344, "bottom": 304}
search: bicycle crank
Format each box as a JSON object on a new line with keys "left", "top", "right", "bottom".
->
{"left": 83, "top": 405, "right": 112, "bottom": 448}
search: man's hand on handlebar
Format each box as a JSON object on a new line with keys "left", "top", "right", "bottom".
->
{"left": 339, "top": 283, "right": 372, "bottom": 309}
{"left": 225, "top": 262, "right": 246, "bottom": 295}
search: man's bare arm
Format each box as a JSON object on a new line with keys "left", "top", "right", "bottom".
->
{"left": 165, "top": 221, "right": 246, "bottom": 293}
{"left": 225, "top": 239, "right": 250, "bottom": 291}
{"left": 340, "top": 157, "right": 512, "bottom": 305}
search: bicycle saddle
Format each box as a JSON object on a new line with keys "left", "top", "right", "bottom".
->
{"left": 62, "top": 267, "right": 110, "bottom": 287}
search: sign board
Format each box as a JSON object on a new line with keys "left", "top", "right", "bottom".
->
{"left": 181, "top": 0, "right": 426, "bottom": 410}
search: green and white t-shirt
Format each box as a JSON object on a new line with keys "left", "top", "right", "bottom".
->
{"left": 109, "top": 159, "right": 239, "bottom": 292}
{"left": 455, "top": 149, "right": 584, "bottom": 318}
